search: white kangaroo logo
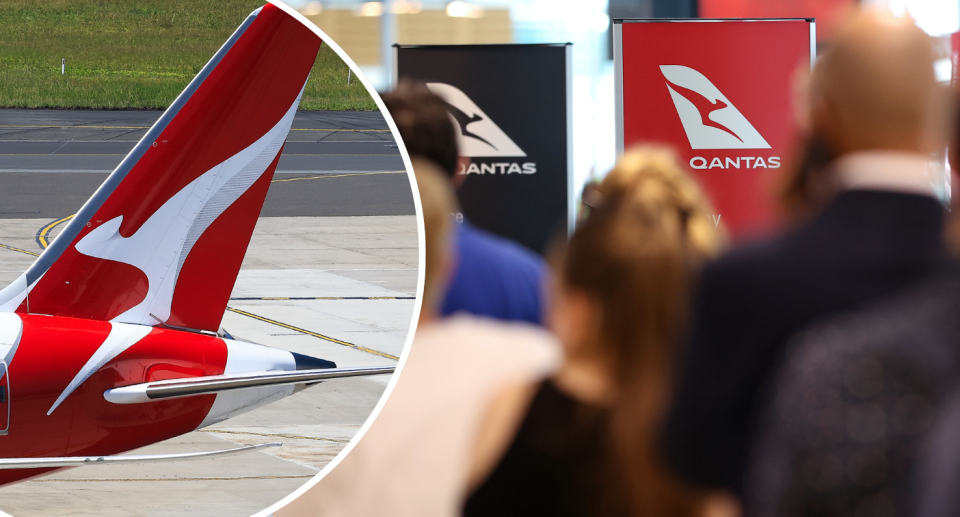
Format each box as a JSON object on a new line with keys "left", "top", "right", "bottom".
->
{"left": 75, "top": 90, "right": 302, "bottom": 326}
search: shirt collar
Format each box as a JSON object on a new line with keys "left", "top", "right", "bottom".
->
{"left": 833, "top": 150, "right": 939, "bottom": 198}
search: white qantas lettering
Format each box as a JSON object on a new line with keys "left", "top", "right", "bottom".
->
{"left": 459, "top": 162, "right": 537, "bottom": 175}
{"left": 689, "top": 156, "right": 781, "bottom": 170}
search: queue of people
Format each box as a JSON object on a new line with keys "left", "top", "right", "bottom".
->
{"left": 277, "top": 8, "right": 960, "bottom": 517}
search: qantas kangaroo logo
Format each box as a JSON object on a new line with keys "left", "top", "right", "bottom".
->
{"left": 660, "top": 65, "right": 770, "bottom": 150}
{"left": 74, "top": 95, "right": 300, "bottom": 327}
{"left": 425, "top": 82, "right": 526, "bottom": 158}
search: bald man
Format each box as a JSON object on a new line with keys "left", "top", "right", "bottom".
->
{"left": 661, "top": 11, "right": 949, "bottom": 497}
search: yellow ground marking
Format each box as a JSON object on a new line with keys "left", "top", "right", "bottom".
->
{"left": 0, "top": 244, "right": 39, "bottom": 257}
{"left": 205, "top": 429, "right": 350, "bottom": 444}
{"left": 37, "top": 215, "right": 74, "bottom": 249}
{"left": 29, "top": 475, "right": 314, "bottom": 483}
{"left": 225, "top": 307, "right": 399, "bottom": 361}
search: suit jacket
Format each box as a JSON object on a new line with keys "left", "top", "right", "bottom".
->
{"left": 746, "top": 263, "right": 960, "bottom": 517}
{"left": 660, "top": 189, "right": 945, "bottom": 495}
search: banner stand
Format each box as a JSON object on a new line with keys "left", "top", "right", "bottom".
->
{"left": 394, "top": 43, "right": 575, "bottom": 255}
{"left": 614, "top": 18, "right": 815, "bottom": 238}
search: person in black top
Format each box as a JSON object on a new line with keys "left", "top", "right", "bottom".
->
{"left": 463, "top": 147, "right": 731, "bottom": 517}
{"left": 660, "top": 10, "right": 949, "bottom": 498}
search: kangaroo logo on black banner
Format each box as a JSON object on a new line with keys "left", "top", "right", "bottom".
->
{"left": 660, "top": 65, "right": 770, "bottom": 150}
{"left": 426, "top": 83, "right": 527, "bottom": 157}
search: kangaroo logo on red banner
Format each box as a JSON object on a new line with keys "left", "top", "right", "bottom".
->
{"left": 619, "top": 20, "right": 813, "bottom": 238}
{"left": 661, "top": 65, "right": 770, "bottom": 150}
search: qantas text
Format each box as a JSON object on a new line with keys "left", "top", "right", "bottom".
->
{"left": 458, "top": 162, "right": 537, "bottom": 175}
{"left": 689, "top": 156, "right": 781, "bottom": 170}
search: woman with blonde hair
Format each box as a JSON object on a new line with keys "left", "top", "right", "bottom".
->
{"left": 463, "top": 146, "right": 725, "bottom": 517}
{"left": 276, "top": 157, "right": 562, "bottom": 517}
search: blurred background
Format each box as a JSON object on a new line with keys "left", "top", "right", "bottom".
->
{"left": 289, "top": 0, "right": 960, "bottom": 196}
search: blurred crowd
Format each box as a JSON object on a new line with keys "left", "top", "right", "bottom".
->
{"left": 280, "top": 8, "right": 960, "bottom": 517}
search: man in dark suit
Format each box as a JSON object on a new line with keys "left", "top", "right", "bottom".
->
{"left": 660, "top": 10, "right": 949, "bottom": 497}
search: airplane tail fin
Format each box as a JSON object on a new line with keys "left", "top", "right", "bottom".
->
{"left": 0, "top": 4, "right": 322, "bottom": 332}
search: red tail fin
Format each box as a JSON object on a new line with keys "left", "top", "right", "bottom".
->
{"left": 0, "top": 4, "right": 322, "bottom": 332}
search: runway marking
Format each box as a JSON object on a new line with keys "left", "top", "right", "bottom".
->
{"left": 225, "top": 307, "right": 399, "bottom": 361}
{"left": 205, "top": 429, "right": 351, "bottom": 444}
{"left": 230, "top": 296, "right": 415, "bottom": 300}
{"left": 0, "top": 244, "right": 39, "bottom": 257}
{"left": 271, "top": 170, "right": 405, "bottom": 183}
{"left": 0, "top": 124, "right": 390, "bottom": 132}
{"left": 36, "top": 215, "right": 74, "bottom": 250}
{"left": 29, "top": 475, "right": 314, "bottom": 483}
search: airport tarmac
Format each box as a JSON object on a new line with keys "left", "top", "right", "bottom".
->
{"left": 0, "top": 109, "right": 413, "bottom": 218}
{"left": 0, "top": 110, "right": 418, "bottom": 517}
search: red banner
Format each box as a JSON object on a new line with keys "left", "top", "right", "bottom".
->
{"left": 616, "top": 19, "right": 814, "bottom": 239}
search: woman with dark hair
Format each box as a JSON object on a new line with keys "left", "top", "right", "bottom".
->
{"left": 462, "top": 147, "right": 727, "bottom": 517}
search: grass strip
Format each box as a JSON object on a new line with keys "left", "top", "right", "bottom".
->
{"left": 0, "top": 0, "right": 377, "bottom": 110}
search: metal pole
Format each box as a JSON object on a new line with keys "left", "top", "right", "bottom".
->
{"left": 61, "top": 58, "right": 65, "bottom": 75}
{"left": 380, "top": 1, "right": 395, "bottom": 90}
{"left": 347, "top": 68, "right": 352, "bottom": 85}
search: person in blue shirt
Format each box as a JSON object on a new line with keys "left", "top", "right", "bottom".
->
{"left": 383, "top": 80, "right": 546, "bottom": 325}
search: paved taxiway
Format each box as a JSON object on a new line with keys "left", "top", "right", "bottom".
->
{"left": 0, "top": 110, "right": 418, "bottom": 517}
{"left": 0, "top": 109, "right": 413, "bottom": 218}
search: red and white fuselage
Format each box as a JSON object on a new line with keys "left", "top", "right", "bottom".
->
{"left": 0, "top": 312, "right": 309, "bottom": 485}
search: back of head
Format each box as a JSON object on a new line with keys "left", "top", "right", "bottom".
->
{"left": 383, "top": 80, "right": 460, "bottom": 177}
{"left": 412, "top": 156, "right": 458, "bottom": 317}
{"left": 592, "top": 147, "right": 725, "bottom": 262}
{"left": 562, "top": 146, "right": 723, "bottom": 515}
{"left": 567, "top": 145, "right": 722, "bottom": 385}
{"left": 811, "top": 10, "right": 946, "bottom": 155}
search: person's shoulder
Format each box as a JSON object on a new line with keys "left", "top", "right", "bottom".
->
{"left": 418, "top": 315, "right": 561, "bottom": 367}
{"left": 457, "top": 224, "right": 545, "bottom": 273}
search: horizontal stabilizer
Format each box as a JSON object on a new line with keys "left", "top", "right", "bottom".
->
{"left": 0, "top": 443, "right": 279, "bottom": 469}
{"left": 104, "top": 366, "right": 395, "bottom": 404}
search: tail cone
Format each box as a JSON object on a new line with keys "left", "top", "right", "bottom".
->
{"left": 292, "top": 352, "right": 336, "bottom": 370}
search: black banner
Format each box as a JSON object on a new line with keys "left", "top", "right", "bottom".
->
{"left": 395, "top": 44, "right": 572, "bottom": 255}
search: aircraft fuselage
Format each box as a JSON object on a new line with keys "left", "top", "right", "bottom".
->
{"left": 0, "top": 312, "right": 295, "bottom": 486}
